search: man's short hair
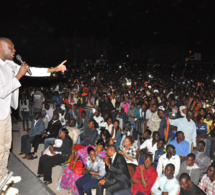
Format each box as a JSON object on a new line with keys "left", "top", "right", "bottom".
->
{"left": 145, "top": 129, "right": 152, "bottom": 136}
{"left": 107, "top": 144, "right": 117, "bottom": 152}
{"left": 176, "top": 131, "right": 184, "bottom": 137}
{"left": 179, "top": 173, "right": 191, "bottom": 181}
{"left": 145, "top": 154, "right": 153, "bottom": 161}
{"left": 81, "top": 110, "right": 86, "bottom": 114}
{"left": 166, "top": 144, "right": 175, "bottom": 150}
{"left": 187, "top": 153, "right": 195, "bottom": 160}
{"left": 153, "top": 131, "right": 160, "bottom": 137}
{"left": 198, "top": 140, "right": 206, "bottom": 147}
{"left": 89, "top": 119, "right": 97, "bottom": 127}
{"left": 158, "top": 138, "right": 165, "bottom": 144}
{"left": 166, "top": 163, "right": 175, "bottom": 171}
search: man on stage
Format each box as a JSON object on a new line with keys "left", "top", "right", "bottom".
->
{"left": 0, "top": 37, "right": 67, "bottom": 194}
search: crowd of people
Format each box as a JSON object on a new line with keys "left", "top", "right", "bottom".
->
{"left": 15, "top": 64, "right": 215, "bottom": 195}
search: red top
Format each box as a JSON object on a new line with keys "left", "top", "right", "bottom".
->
{"left": 131, "top": 165, "right": 157, "bottom": 195}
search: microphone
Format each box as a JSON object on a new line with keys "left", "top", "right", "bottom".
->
{"left": 16, "top": 54, "right": 32, "bottom": 75}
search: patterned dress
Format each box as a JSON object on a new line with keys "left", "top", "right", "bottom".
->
{"left": 60, "top": 145, "right": 106, "bottom": 194}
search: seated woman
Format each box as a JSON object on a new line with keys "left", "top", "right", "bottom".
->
{"left": 37, "top": 128, "right": 73, "bottom": 185}
{"left": 118, "top": 135, "right": 138, "bottom": 177}
{"left": 100, "top": 129, "right": 113, "bottom": 147}
{"left": 60, "top": 140, "right": 106, "bottom": 194}
{"left": 105, "top": 117, "right": 114, "bottom": 135}
{"left": 112, "top": 120, "right": 122, "bottom": 147}
{"left": 76, "top": 147, "right": 106, "bottom": 195}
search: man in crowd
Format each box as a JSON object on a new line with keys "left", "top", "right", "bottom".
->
{"left": 28, "top": 113, "right": 62, "bottom": 159}
{"left": 77, "top": 110, "right": 89, "bottom": 130}
{"left": 93, "top": 108, "right": 104, "bottom": 127}
{"left": 114, "top": 154, "right": 157, "bottom": 195}
{"left": 199, "top": 165, "right": 215, "bottom": 194}
{"left": 139, "top": 131, "right": 160, "bottom": 161}
{"left": 157, "top": 144, "right": 180, "bottom": 177}
{"left": 169, "top": 110, "right": 196, "bottom": 151}
{"left": 191, "top": 140, "right": 211, "bottom": 178}
{"left": 169, "top": 131, "right": 190, "bottom": 162}
{"left": 33, "top": 88, "right": 44, "bottom": 115}
{"left": 0, "top": 37, "right": 66, "bottom": 192}
{"left": 100, "top": 95, "right": 114, "bottom": 116}
{"left": 158, "top": 108, "right": 172, "bottom": 143}
{"left": 153, "top": 138, "right": 166, "bottom": 169}
{"left": 80, "top": 120, "right": 98, "bottom": 146}
{"left": 177, "top": 153, "right": 201, "bottom": 185}
{"left": 19, "top": 112, "right": 45, "bottom": 159}
{"left": 152, "top": 163, "right": 180, "bottom": 195}
{"left": 146, "top": 104, "right": 161, "bottom": 133}
{"left": 96, "top": 145, "right": 131, "bottom": 195}
{"left": 45, "top": 103, "right": 54, "bottom": 122}
{"left": 67, "top": 118, "right": 80, "bottom": 144}
{"left": 179, "top": 173, "right": 205, "bottom": 195}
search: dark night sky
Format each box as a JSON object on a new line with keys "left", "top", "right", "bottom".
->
{"left": 1, "top": 0, "right": 215, "bottom": 66}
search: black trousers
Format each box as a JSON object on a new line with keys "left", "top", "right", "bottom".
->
{"left": 32, "top": 134, "right": 47, "bottom": 153}
{"left": 96, "top": 179, "right": 127, "bottom": 195}
{"left": 37, "top": 154, "right": 65, "bottom": 182}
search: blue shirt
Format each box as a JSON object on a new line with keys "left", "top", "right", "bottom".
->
{"left": 196, "top": 122, "right": 207, "bottom": 136}
{"left": 169, "top": 117, "right": 197, "bottom": 147}
{"left": 169, "top": 138, "right": 190, "bottom": 157}
{"left": 80, "top": 128, "right": 98, "bottom": 146}
{"left": 153, "top": 148, "right": 166, "bottom": 169}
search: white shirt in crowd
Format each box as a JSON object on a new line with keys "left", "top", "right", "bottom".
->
{"left": 140, "top": 138, "right": 157, "bottom": 159}
{"left": 156, "top": 153, "right": 181, "bottom": 177}
{"left": 145, "top": 109, "right": 152, "bottom": 120}
{"left": 105, "top": 123, "right": 114, "bottom": 136}
{"left": 93, "top": 115, "right": 104, "bottom": 127}
{"left": 151, "top": 174, "right": 180, "bottom": 195}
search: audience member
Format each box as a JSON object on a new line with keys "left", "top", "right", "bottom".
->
{"left": 169, "top": 110, "right": 197, "bottom": 151}
{"left": 152, "top": 163, "right": 180, "bottom": 195}
{"left": 153, "top": 138, "right": 166, "bottom": 169}
{"left": 157, "top": 145, "right": 180, "bottom": 177}
{"left": 119, "top": 135, "right": 138, "bottom": 177}
{"left": 158, "top": 108, "right": 172, "bottom": 143}
{"left": 147, "top": 104, "right": 161, "bottom": 133}
{"left": 114, "top": 154, "right": 157, "bottom": 195}
{"left": 169, "top": 131, "right": 190, "bottom": 162}
{"left": 37, "top": 128, "right": 72, "bottom": 185}
{"left": 199, "top": 165, "right": 215, "bottom": 195}
{"left": 28, "top": 113, "right": 62, "bottom": 159}
{"left": 67, "top": 118, "right": 80, "bottom": 145}
{"left": 96, "top": 145, "right": 131, "bottom": 195}
{"left": 191, "top": 140, "right": 211, "bottom": 178}
{"left": 41, "top": 110, "right": 48, "bottom": 129}
{"left": 76, "top": 147, "right": 106, "bottom": 195}
{"left": 112, "top": 120, "right": 122, "bottom": 147}
{"left": 139, "top": 131, "right": 160, "bottom": 160}
{"left": 19, "top": 94, "right": 30, "bottom": 131}
{"left": 19, "top": 112, "right": 45, "bottom": 158}
{"left": 179, "top": 173, "right": 205, "bottom": 195}
{"left": 177, "top": 153, "right": 201, "bottom": 185}
{"left": 60, "top": 140, "right": 106, "bottom": 194}
{"left": 45, "top": 103, "right": 54, "bottom": 122}
{"left": 80, "top": 120, "right": 98, "bottom": 146}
